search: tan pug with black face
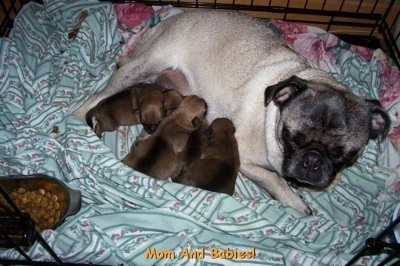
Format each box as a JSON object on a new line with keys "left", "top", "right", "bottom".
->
{"left": 76, "top": 11, "right": 391, "bottom": 214}
{"left": 174, "top": 118, "right": 240, "bottom": 196}
{"left": 121, "top": 95, "right": 208, "bottom": 180}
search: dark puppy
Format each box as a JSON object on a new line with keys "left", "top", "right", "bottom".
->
{"left": 174, "top": 118, "right": 240, "bottom": 195}
{"left": 121, "top": 95, "right": 207, "bottom": 180}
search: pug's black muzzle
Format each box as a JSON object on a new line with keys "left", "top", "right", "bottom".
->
{"left": 283, "top": 148, "right": 335, "bottom": 188}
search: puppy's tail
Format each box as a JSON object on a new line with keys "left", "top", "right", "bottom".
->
{"left": 85, "top": 108, "right": 96, "bottom": 129}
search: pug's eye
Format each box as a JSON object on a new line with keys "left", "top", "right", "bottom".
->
{"left": 331, "top": 146, "right": 344, "bottom": 158}
{"left": 332, "top": 148, "right": 360, "bottom": 166}
{"left": 282, "top": 128, "right": 303, "bottom": 147}
{"left": 345, "top": 149, "right": 360, "bottom": 162}
{"left": 291, "top": 133, "right": 305, "bottom": 145}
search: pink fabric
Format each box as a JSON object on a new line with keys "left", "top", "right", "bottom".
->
{"left": 113, "top": 3, "right": 154, "bottom": 27}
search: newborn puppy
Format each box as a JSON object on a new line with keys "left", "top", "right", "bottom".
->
{"left": 122, "top": 95, "right": 208, "bottom": 180}
{"left": 174, "top": 118, "right": 240, "bottom": 195}
{"left": 134, "top": 89, "right": 184, "bottom": 143}
{"left": 85, "top": 83, "right": 165, "bottom": 137}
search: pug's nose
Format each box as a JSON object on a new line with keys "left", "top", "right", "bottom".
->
{"left": 303, "top": 150, "right": 322, "bottom": 171}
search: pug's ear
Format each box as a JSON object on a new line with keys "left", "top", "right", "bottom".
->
{"left": 366, "top": 99, "right": 391, "bottom": 141}
{"left": 264, "top": 76, "right": 308, "bottom": 106}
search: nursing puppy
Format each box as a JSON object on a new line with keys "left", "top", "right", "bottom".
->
{"left": 134, "top": 89, "right": 184, "bottom": 143}
{"left": 86, "top": 83, "right": 165, "bottom": 137}
{"left": 121, "top": 95, "right": 207, "bottom": 180}
{"left": 75, "top": 11, "right": 391, "bottom": 214}
{"left": 174, "top": 118, "right": 240, "bottom": 196}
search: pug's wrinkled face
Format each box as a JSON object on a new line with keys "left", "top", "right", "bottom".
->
{"left": 279, "top": 91, "right": 370, "bottom": 187}
{"left": 265, "top": 76, "right": 390, "bottom": 188}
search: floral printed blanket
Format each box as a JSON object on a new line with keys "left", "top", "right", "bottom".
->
{"left": 0, "top": 1, "right": 399, "bottom": 265}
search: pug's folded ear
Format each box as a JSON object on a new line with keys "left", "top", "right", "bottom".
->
{"left": 366, "top": 99, "right": 391, "bottom": 141}
{"left": 264, "top": 75, "right": 308, "bottom": 106}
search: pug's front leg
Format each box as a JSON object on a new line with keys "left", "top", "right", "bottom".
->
{"left": 240, "top": 163, "right": 312, "bottom": 215}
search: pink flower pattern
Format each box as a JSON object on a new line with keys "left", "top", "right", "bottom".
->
{"left": 113, "top": 3, "right": 154, "bottom": 28}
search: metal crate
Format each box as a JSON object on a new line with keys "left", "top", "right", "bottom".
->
{"left": 1, "top": 0, "right": 399, "bottom": 67}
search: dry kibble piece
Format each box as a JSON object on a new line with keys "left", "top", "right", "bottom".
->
{"left": 40, "top": 197, "right": 48, "bottom": 207}
{"left": 17, "top": 187, "right": 26, "bottom": 194}
{"left": 0, "top": 197, "right": 8, "bottom": 205}
{"left": 47, "top": 217, "right": 54, "bottom": 224}
{"left": 37, "top": 188, "right": 45, "bottom": 195}
{"left": 20, "top": 197, "right": 29, "bottom": 205}
{"left": 34, "top": 195, "right": 42, "bottom": 204}
{"left": 50, "top": 194, "right": 58, "bottom": 202}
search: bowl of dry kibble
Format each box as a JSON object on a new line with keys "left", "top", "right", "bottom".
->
{"left": 0, "top": 174, "right": 82, "bottom": 232}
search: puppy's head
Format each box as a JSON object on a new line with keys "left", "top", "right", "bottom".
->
{"left": 265, "top": 75, "right": 391, "bottom": 188}
{"left": 209, "top": 118, "right": 236, "bottom": 138}
{"left": 132, "top": 85, "right": 166, "bottom": 134}
{"left": 163, "top": 89, "right": 183, "bottom": 115}
{"left": 173, "top": 95, "right": 208, "bottom": 130}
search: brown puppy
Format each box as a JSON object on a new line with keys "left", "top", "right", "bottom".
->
{"left": 133, "top": 89, "right": 184, "bottom": 143}
{"left": 85, "top": 83, "right": 166, "bottom": 137}
{"left": 173, "top": 118, "right": 240, "bottom": 195}
{"left": 122, "top": 95, "right": 208, "bottom": 180}
{"left": 177, "top": 121, "right": 209, "bottom": 171}
{"left": 174, "top": 118, "right": 240, "bottom": 195}
{"left": 163, "top": 89, "right": 183, "bottom": 114}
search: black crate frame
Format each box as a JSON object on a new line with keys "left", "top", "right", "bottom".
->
{"left": 1, "top": 0, "right": 399, "bottom": 67}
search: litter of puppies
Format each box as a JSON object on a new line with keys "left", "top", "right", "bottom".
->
{"left": 86, "top": 84, "right": 240, "bottom": 195}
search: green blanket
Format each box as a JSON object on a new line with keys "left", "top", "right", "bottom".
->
{"left": 0, "top": 1, "right": 399, "bottom": 265}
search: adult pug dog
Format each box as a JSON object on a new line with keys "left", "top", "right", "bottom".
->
{"left": 75, "top": 10, "right": 391, "bottom": 214}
